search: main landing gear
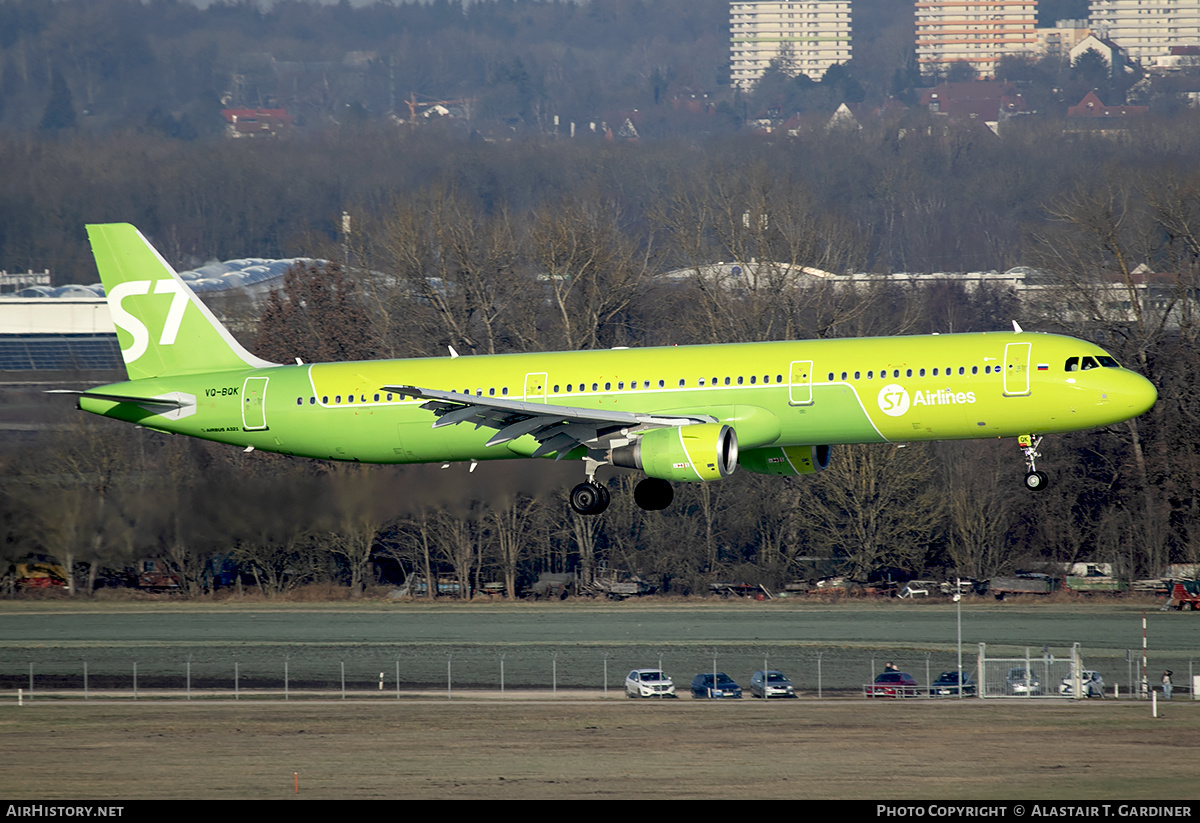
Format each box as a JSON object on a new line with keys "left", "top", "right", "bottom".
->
{"left": 1019, "top": 434, "right": 1049, "bottom": 491}
{"left": 569, "top": 482, "right": 610, "bottom": 516}
{"left": 569, "top": 478, "right": 676, "bottom": 515}
{"left": 568, "top": 460, "right": 675, "bottom": 516}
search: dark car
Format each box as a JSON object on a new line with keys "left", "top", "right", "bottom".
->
{"left": 929, "top": 670, "right": 976, "bottom": 697}
{"left": 690, "top": 672, "right": 743, "bottom": 699}
{"left": 865, "top": 671, "right": 919, "bottom": 698}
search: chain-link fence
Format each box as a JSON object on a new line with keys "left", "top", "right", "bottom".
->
{"left": 3, "top": 642, "right": 1194, "bottom": 700}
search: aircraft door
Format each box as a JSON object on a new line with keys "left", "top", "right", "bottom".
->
{"left": 1003, "top": 343, "right": 1031, "bottom": 397}
{"left": 789, "top": 360, "right": 814, "bottom": 405}
{"left": 242, "top": 376, "right": 269, "bottom": 430}
{"left": 524, "top": 372, "right": 548, "bottom": 404}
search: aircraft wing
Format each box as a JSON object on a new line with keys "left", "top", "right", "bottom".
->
{"left": 383, "top": 385, "right": 715, "bottom": 459}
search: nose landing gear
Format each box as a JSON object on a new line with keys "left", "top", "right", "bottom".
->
{"left": 1019, "top": 434, "right": 1049, "bottom": 491}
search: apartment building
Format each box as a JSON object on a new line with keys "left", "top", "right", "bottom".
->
{"left": 915, "top": 1, "right": 1040, "bottom": 78}
{"left": 1089, "top": 0, "right": 1200, "bottom": 65}
{"left": 730, "top": 1, "right": 852, "bottom": 89}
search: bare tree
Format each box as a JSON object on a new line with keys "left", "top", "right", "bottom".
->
{"left": 795, "top": 443, "right": 944, "bottom": 579}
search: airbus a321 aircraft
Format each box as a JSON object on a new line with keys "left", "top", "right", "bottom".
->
{"left": 62, "top": 224, "right": 1158, "bottom": 515}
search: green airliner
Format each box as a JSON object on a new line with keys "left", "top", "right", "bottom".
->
{"left": 63, "top": 223, "right": 1158, "bottom": 515}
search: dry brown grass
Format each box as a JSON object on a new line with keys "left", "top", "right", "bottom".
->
{"left": 2, "top": 697, "right": 1197, "bottom": 800}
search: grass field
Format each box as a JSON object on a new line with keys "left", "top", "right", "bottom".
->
{"left": 2, "top": 698, "right": 1198, "bottom": 800}
{"left": 3, "top": 599, "right": 1199, "bottom": 800}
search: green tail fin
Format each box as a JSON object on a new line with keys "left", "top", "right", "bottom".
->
{"left": 88, "top": 223, "right": 276, "bottom": 380}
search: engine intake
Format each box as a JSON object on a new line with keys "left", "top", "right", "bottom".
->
{"left": 610, "top": 423, "right": 738, "bottom": 482}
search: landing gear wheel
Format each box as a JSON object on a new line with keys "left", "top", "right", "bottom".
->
{"left": 1024, "top": 470, "right": 1049, "bottom": 491}
{"left": 634, "top": 477, "right": 674, "bottom": 511}
{"left": 570, "top": 482, "right": 610, "bottom": 515}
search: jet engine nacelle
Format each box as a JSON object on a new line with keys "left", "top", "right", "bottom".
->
{"left": 738, "top": 444, "right": 830, "bottom": 477}
{"left": 610, "top": 423, "right": 738, "bottom": 482}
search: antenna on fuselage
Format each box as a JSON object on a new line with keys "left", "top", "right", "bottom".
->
{"left": 1012, "top": 321, "right": 1024, "bottom": 334}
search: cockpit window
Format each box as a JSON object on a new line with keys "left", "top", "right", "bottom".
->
{"left": 1068, "top": 355, "right": 1121, "bottom": 372}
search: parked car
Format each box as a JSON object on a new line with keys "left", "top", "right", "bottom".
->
{"left": 1059, "top": 670, "right": 1105, "bottom": 698}
{"left": 865, "top": 671, "right": 919, "bottom": 698}
{"left": 749, "top": 670, "right": 797, "bottom": 699}
{"left": 625, "top": 669, "right": 676, "bottom": 698}
{"left": 1005, "top": 667, "right": 1042, "bottom": 695}
{"left": 929, "top": 671, "right": 976, "bottom": 697}
{"left": 690, "top": 672, "right": 743, "bottom": 699}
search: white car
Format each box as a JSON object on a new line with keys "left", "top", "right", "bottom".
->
{"left": 625, "top": 669, "right": 676, "bottom": 698}
{"left": 1060, "top": 670, "right": 1105, "bottom": 698}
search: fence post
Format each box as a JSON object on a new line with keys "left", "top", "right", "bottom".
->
{"left": 977, "top": 643, "right": 986, "bottom": 699}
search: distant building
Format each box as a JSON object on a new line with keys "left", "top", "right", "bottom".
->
{"left": 915, "top": 1, "right": 1040, "bottom": 79}
{"left": 1036, "top": 19, "right": 1094, "bottom": 58}
{"left": 1069, "top": 33, "right": 1129, "bottom": 75}
{"left": 920, "top": 81, "right": 1030, "bottom": 132}
{"left": 1066, "top": 89, "right": 1149, "bottom": 117}
{"left": 222, "top": 108, "right": 294, "bottom": 138}
{"left": 730, "top": 1, "right": 852, "bottom": 90}
{"left": 1089, "top": 0, "right": 1200, "bottom": 66}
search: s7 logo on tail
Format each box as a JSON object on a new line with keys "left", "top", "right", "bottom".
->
{"left": 108, "top": 279, "right": 189, "bottom": 362}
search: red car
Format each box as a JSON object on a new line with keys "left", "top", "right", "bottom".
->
{"left": 865, "top": 671, "right": 920, "bottom": 698}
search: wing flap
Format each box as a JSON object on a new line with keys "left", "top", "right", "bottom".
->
{"left": 383, "top": 384, "right": 715, "bottom": 458}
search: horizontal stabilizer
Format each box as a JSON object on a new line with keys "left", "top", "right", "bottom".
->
{"left": 47, "top": 389, "right": 191, "bottom": 414}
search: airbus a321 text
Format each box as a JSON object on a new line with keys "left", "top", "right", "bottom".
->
{"left": 60, "top": 224, "right": 1158, "bottom": 515}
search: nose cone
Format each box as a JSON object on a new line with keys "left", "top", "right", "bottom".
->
{"left": 1122, "top": 369, "right": 1157, "bottom": 419}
